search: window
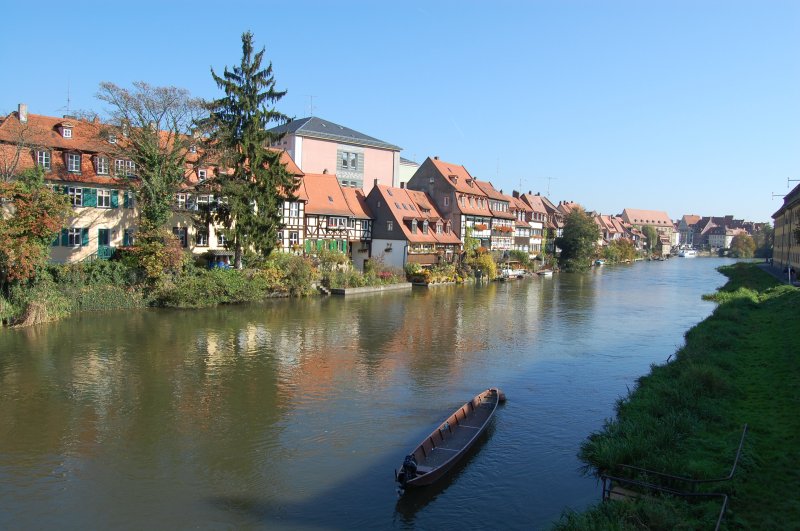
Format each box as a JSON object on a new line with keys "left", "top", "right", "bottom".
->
{"left": 328, "top": 217, "right": 347, "bottom": 228}
{"left": 197, "top": 194, "right": 210, "bottom": 211}
{"left": 108, "top": 134, "right": 117, "bottom": 144}
{"left": 460, "top": 196, "right": 465, "bottom": 206}
{"left": 289, "top": 231, "right": 299, "bottom": 246}
{"left": 63, "top": 127, "right": 72, "bottom": 139}
{"left": 96, "top": 156, "right": 109, "bottom": 175}
{"left": 423, "top": 220, "right": 429, "bottom": 234}
{"left": 172, "top": 227, "right": 188, "bottom": 248}
{"left": 217, "top": 232, "right": 227, "bottom": 246}
{"left": 67, "top": 187, "right": 83, "bottom": 207}
{"left": 123, "top": 229, "right": 135, "bottom": 246}
{"left": 97, "top": 189, "right": 111, "bottom": 208}
{"left": 338, "top": 150, "right": 361, "bottom": 171}
{"left": 195, "top": 229, "right": 209, "bottom": 247}
{"left": 67, "top": 228, "right": 82, "bottom": 246}
{"left": 115, "top": 159, "right": 135, "bottom": 177}
{"left": 197, "top": 168, "right": 207, "bottom": 180}
{"left": 387, "top": 220, "right": 393, "bottom": 231}
{"left": 411, "top": 221, "right": 418, "bottom": 234}
{"left": 443, "top": 195, "right": 449, "bottom": 207}
{"left": 289, "top": 202, "right": 300, "bottom": 217}
{"left": 436, "top": 223, "right": 443, "bottom": 234}
{"left": 67, "top": 153, "right": 81, "bottom": 173}
{"left": 36, "top": 150, "right": 51, "bottom": 170}
{"left": 361, "top": 220, "right": 369, "bottom": 232}
{"left": 175, "top": 193, "right": 187, "bottom": 209}
{"left": 98, "top": 228, "right": 110, "bottom": 246}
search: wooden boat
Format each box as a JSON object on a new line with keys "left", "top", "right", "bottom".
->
{"left": 395, "top": 388, "right": 504, "bottom": 494}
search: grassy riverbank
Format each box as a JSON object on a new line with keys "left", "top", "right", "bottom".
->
{"left": 556, "top": 263, "right": 800, "bottom": 529}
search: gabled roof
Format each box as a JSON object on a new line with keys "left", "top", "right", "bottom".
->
{"left": 474, "top": 180, "right": 516, "bottom": 220}
{"left": 622, "top": 208, "right": 673, "bottom": 227}
{"left": 267, "top": 116, "right": 401, "bottom": 151}
{"left": 519, "top": 193, "right": 549, "bottom": 215}
{"left": 558, "top": 201, "right": 583, "bottom": 215}
{"left": 374, "top": 184, "right": 461, "bottom": 244}
{"left": 341, "top": 187, "right": 372, "bottom": 219}
{"left": 301, "top": 173, "right": 353, "bottom": 217}
{"left": 428, "top": 158, "right": 488, "bottom": 196}
{"left": 680, "top": 214, "right": 702, "bottom": 227}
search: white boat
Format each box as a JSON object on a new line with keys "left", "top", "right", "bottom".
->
{"left": 595, "top": 259, "right": 605, "bottom": 266}
{"left": 537, "top": 269, "right": 553, "bottom": 277}
{"left": 679, "top": 249, "right": 697, "bottom": 257}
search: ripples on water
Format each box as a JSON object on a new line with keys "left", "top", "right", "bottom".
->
{"left": 0, "top": 258, "right": 736, "bottom": 529}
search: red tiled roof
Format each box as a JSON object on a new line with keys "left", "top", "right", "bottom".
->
{"left": 622, "top": 208, "right": 673, "bottom": 227}
{"left": 302, "top": 173, "right": 353, "bottom": 216}
{"left": 375, "top": 184, "right": 461, "bottom": 244}
{"left": 341, "top": 187, "right": 372, "bottom": 219}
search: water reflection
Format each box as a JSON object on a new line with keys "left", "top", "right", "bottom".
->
{"left": 0, "top": 258, "right": 736, "bottom": 529}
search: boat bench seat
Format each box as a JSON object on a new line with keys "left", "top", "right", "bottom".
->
{"left": 415, "top": 465, "right": 434, "bottom": 475}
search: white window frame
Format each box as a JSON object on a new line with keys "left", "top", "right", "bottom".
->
{"left": 96, "top": 156, "right": 109, "bottom": 175}
{"left": 67, "top": 228, "right": 82, "bottom": 247}
{"left": 289, "top": 231, "right": 300, "bottom": 246}
{"left": 68, "top": 187, "right": 83, "bottom": 207}
{"left": 217, "top": 232, "right": 227, "bottom": 246}
{"left": 63, "top": 128, "right": 72, "bottom": 139}
{"left": 67, "top": 153, "right": 81, "bottom": 173}
{"left": 387, "top": 220, "right": 393, "bottom": 231}
{"left": 37, "top": 150, "right": 51, "bottom": 170}
{"left": 197, "top": 168, "right": 207, "bottom": 180}
{"left": 289, "top": 202, "right": 300, "bottom": 217}
{"left": 97, "top": 189, "right": 111, "bottom": 208}
{"left": 443, "top": 195, "right": 449, "bottom": 207}
{"left": 195, "top": 229, "right": 209, "bottom": 247}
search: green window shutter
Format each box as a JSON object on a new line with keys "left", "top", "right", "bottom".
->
{"left": 316, "top": 240, "right": 323, "bottom": 251}
{"left": 52, "top": 232, "right": 60, "bottom": 246}
{"left": 305, "top": 239, "right": 312, "bottom": 253}
{"left": 83, "top": 188, "right": 97, "bottom": 207}
{"left": 111, "top": 190, "right": 119, "bottom": 208}
{"left": 61, "top": 229, "right": 68, "bottom": 246}
{"left": 81, "top": 228, "right": 89, "bottom": 247}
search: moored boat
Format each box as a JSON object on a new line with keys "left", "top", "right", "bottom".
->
{"left": 679, "top": 249, "right": 697, "bottom": 257}
{"left": 395, "top": 388, "right": 504, "bottom": 495}
{"left": 537, "top": 269, "right": 553, "bottom": 277}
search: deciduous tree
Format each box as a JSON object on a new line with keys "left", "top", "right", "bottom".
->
{"left": 555, "top": 208, "right": 601, "bottom": 271}
{"left": 641, "top": 225, "right": 660, "bottom": 256}
{"left": 0, "top": 168, "right": 70, "bottom": 289}
{"left": 730, "top": 233, "right": 756, "bottom": 258}
{"left": 200, "top": 31, "right": 298, "bottom": 268}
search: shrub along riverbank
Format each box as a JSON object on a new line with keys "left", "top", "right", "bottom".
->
{"left": 556, "top": 263, "right": 800, "bottom": 529}
{"left": 0, "top": 250, "right": 406, "bottom": 326}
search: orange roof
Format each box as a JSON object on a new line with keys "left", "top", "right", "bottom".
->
{"left": 429, "top": 158, "right": 488, "bottom": 196}
{"left": 622, "top": 208, "right": 673, "bottom": 227}
{"left": 341, "top": 187, "right": 372, "bottom": 219}
{"left": 302, "top": 173, "right": 353, "bottom": 216}
{"left": 375, "top": 184, "right": 461, "bottom": 244}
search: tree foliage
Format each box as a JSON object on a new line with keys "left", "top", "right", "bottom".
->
{"left": 200, "top": 31, "right": 298, "bottom": 268}
{"left": 0, "top": 168, "right": 70, "bottom": 286}
{"left": 555, "top": 208, "right": 601, "bottom": 271}
{"left": 641, "top": 225, "right": 659, "bottom": 255}
{"left": 97, "top": 81, "right": 204, "bottom": 232}
{"left": 603, "top": 237, "right": 637, "bottom": 263}
{"left": 730, "top": 233, "right": 756, "bottom": 258}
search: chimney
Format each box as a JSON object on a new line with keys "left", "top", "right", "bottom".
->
{"left": 434, "top": 156, "right": 439, "bottom": 160}
{"left": 93, "top": 116, "right": 100, "bottom": 125}
{"left": 512, "top": 190, "right": 520, "bottom": 198}
{"left": 374, "top": 179, "right": 379, "bottom": 187}
{"left": 18, "top": 103, "right": 28, "bottom": 123}
{"left": 322, "top": 168, "right": 328, "bottom": 174}
{"left": 400, "top": 182, "right": 405, "bottom": 189}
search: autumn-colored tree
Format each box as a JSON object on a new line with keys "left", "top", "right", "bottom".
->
{"left": 730, "top": 233, "right": 756, "bottom": 258}
{"left": 0, "top": 168, "right": 70, "bottom": 289}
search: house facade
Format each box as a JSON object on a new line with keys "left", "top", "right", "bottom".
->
{"left": 517, "top": 192, "right": 547, "bottom": 256}
{"left": 365, "top": 182, "right": 461, "bottom": 269}
{"left": 773, "top": 182, "right": 800, "bottom": 274}
{"left": 621, "top": 208, "right": 675, "bottom": 255}
{"left": 267, "top": 117, "right": 401, "bottom": 194}
{"left": 406, "top": 157, "right": 494, "bottom": 248}
{"left": 474, "top": 180, "right": 516, "bottom": 251}
{"left": 298, "top": 172, "right": 372, "bottom": 270}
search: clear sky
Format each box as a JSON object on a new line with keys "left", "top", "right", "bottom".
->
{"left": 2, "top": 0, "right": 797, "bottom": 222}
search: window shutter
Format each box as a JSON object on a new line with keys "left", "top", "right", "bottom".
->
{"left": 81, "top": 228, "right": 89, "bottom": 247}
{"left": 111, "top": 190, "right": 119, "bottom": 208}
{"left": 52, "top": 232, "right": 60, "bottom": 246}
{"left": 123, "top": 191, "right": 129, "bottom": 209}
{"left": 83, "top": 188, "right": 97, "bottom": 207}
{"left": 61, "top": 229, "right": 68, "bottom": 246}
{"left": 305, "top": 239, "right": 312, "bottom": 253}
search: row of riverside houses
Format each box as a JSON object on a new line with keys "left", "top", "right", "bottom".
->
{"left": 676, "top": 214, "right": 758, "bottom": 250}
{"left": 4, "top": 105, "right": 738, "bottom": 270}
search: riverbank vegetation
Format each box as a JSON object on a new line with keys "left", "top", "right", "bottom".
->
{"left": 556, "top": 263, "right": 800, "bottom": 529}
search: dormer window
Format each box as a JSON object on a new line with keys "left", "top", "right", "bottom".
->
{"left": 189, "top": 145, "right": 197, "bottom": 153}
{"left": 63, "top": 127, "right": 72, "bottom": 138}
{"left": 449, "top": 174, "right": 458, "bottom": 184}
{"left": 108, "top": 134, "right": 117, "bottom": 144}
{"left": 423, "top": 220, "right": 429, "bottom": 234}
{"left": 198, "top": 169, "right": 207, "bottom": 181}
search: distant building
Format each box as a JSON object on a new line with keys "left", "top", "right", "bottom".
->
{"left": 398, "top": 157, "right": 419, "bottom": 188}
{"left": 268, "top": 116, "right": 401, "bottom": 194}
{"left": 620, "top": 208, "right": 675, "bottom": 255}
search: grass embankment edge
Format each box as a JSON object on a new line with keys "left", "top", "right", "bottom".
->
{"left": 555, "top": 263, "right": 800, "bottom": 529}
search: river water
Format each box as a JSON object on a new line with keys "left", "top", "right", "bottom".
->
{"left": 0, "top": 258, "right": 736, "bottom": 530}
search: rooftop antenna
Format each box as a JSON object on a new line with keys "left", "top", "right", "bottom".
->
{"left": 789, "top": 177, "right": 799, "bottom": 188}
{"left": 771, "top": 192, "right": 785, "bottom": 199}
{"left": 57, "top": 78, "right": 72, "bottom": 115}
{"left": 546, "top": 176, "right": 558, "bottom": 197}
{"left": 306, "top": 95, "right": 315, "bottom": 117}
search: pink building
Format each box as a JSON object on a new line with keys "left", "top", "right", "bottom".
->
{"left": 268, "top": 117, "right": 401, "bottom": 195}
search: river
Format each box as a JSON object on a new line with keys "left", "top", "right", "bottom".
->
{"left": 0, "top": 258, "right": 737, "bottom": 530}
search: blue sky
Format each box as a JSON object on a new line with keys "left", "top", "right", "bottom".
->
{"left": 2, "top": 1, "right": 797, "bottom": 222}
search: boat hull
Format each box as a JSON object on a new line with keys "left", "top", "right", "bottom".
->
{"left": 396, "top": 388, "right": 502, "bottom": 490}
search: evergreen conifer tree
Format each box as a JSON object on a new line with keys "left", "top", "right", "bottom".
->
{"left": 201, "top": 31, "right": 298, "bottom": 268}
